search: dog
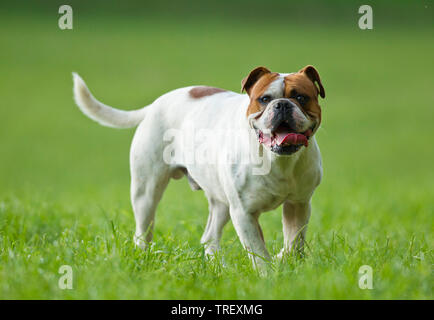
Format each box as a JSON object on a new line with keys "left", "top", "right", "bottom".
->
{"left": 72, "top": 65, "right": 325, "bottom": 270}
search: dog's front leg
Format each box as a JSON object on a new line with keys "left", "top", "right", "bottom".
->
{"left": 201, "top": 198, "right": 230, "bottom": 256}
{"left": 277, "top": 201, "right": 311, "bottom": 260}
{"left": 230, "top": 208, "right": 271, "bottom": 272}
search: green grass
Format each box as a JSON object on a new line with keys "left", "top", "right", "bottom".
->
{"left": 0, "top": 7, "right": 433, "bottom": 299}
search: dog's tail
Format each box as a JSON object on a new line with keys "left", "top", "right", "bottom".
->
{"left": 72, "top": 73, "right": 147, "bottom": 129}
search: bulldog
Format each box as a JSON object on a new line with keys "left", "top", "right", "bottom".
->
{"left": 72, "top": 65, "right": 325, "bottom": 270}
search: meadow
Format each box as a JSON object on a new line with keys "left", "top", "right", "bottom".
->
{"left": 0, "top": 2, "right": 432, "bottom": 299}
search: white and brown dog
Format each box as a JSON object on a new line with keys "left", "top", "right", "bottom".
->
{"left": 72, "top": 65, "right": 325, "bottom": 269}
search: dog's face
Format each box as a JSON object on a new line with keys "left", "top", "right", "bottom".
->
{"left": 242, "top": 65, "right": 325, "bottom": 156}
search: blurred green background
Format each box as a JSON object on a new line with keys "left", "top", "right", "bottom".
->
{"left": 0, "top": 0, "right": 433, "bottom": 299}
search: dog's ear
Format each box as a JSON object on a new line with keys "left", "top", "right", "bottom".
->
{"left": 299, "top": 65, "right": 325, "bottom": 99}
{"left": 241, "top": 66, "right": 271, "bottom": 94}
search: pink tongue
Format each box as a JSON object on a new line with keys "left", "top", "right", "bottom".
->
{"left": 275, "top": 132, "right": 308, "bottom": 147}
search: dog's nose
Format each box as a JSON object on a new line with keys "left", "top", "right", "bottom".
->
{"left": 275, "top": 100, "right": 291, "bottom": 111}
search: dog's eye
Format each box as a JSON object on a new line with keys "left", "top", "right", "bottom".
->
{"left": 259, "top": 96, "right": 272, "bottom": 104}
{"left": 296, "top": 94, "right": 308, "bottom": 105}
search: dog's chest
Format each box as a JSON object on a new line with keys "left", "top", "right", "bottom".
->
{"left": 237, "top": 171, "right": 299, "bottom": 212}
{"left": 233, "top": 155, "right": 321, "bottom": 212}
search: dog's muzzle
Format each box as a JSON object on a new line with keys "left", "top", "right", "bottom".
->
{"left": 255, "top": 100, "right": 314, "bottom": 155}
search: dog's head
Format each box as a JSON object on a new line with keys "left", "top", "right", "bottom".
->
{"left": 242, "top": 65, "right": 325, "bottom": 156}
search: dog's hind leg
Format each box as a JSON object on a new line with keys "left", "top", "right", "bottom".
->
{"left": 130, "top": 123, "right": 171, "bottom": 248}
{"left": 131, "top": 172, "right": 170, "bottom": 248}
{"left": 200, "top": 198, "right": 230, "bottom": 256}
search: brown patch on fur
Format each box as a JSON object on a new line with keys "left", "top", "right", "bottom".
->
{"left": 189, "top": 86, "right": 226, "bottom": 99}
{"left": 284, "top": 70, "right": 323, "bottom": 129}
{"left": 245, "top": 72, "right": 280, "bottom": 117}
{"left": 299, "top": 65, "right": 325, "bottom": 98}
{"left": 241, "top": 66, "right": 271, "bottom": 94}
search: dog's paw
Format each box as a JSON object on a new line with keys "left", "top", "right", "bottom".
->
{"left": 273, "top": 248, "right": 305, "bottom": 262}
{"left": 273, "top": 249, "right": 289, "bottom": 263}
{"left": 203, "top": 247, "right": 227, "bottom": 268}
{"left": 134, "top": 234, "right": 149, "bottom": 249}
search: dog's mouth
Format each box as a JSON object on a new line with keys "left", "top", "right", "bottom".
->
{"left": 257, "top": 121, "right": 313, "bottom": 155}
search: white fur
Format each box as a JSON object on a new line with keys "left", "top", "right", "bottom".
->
{"left": 263, "top": 76, "right": 285, "bottom": 97}
{"left": 73, "top": 73, "right": 322, "bottom": 271}
{"left": 72, "top": 73, "right": 147, "bottom": 128}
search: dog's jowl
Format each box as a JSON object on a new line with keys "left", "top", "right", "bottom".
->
{"left": 72, "top": 65, "right": 325, "bottom": 270}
